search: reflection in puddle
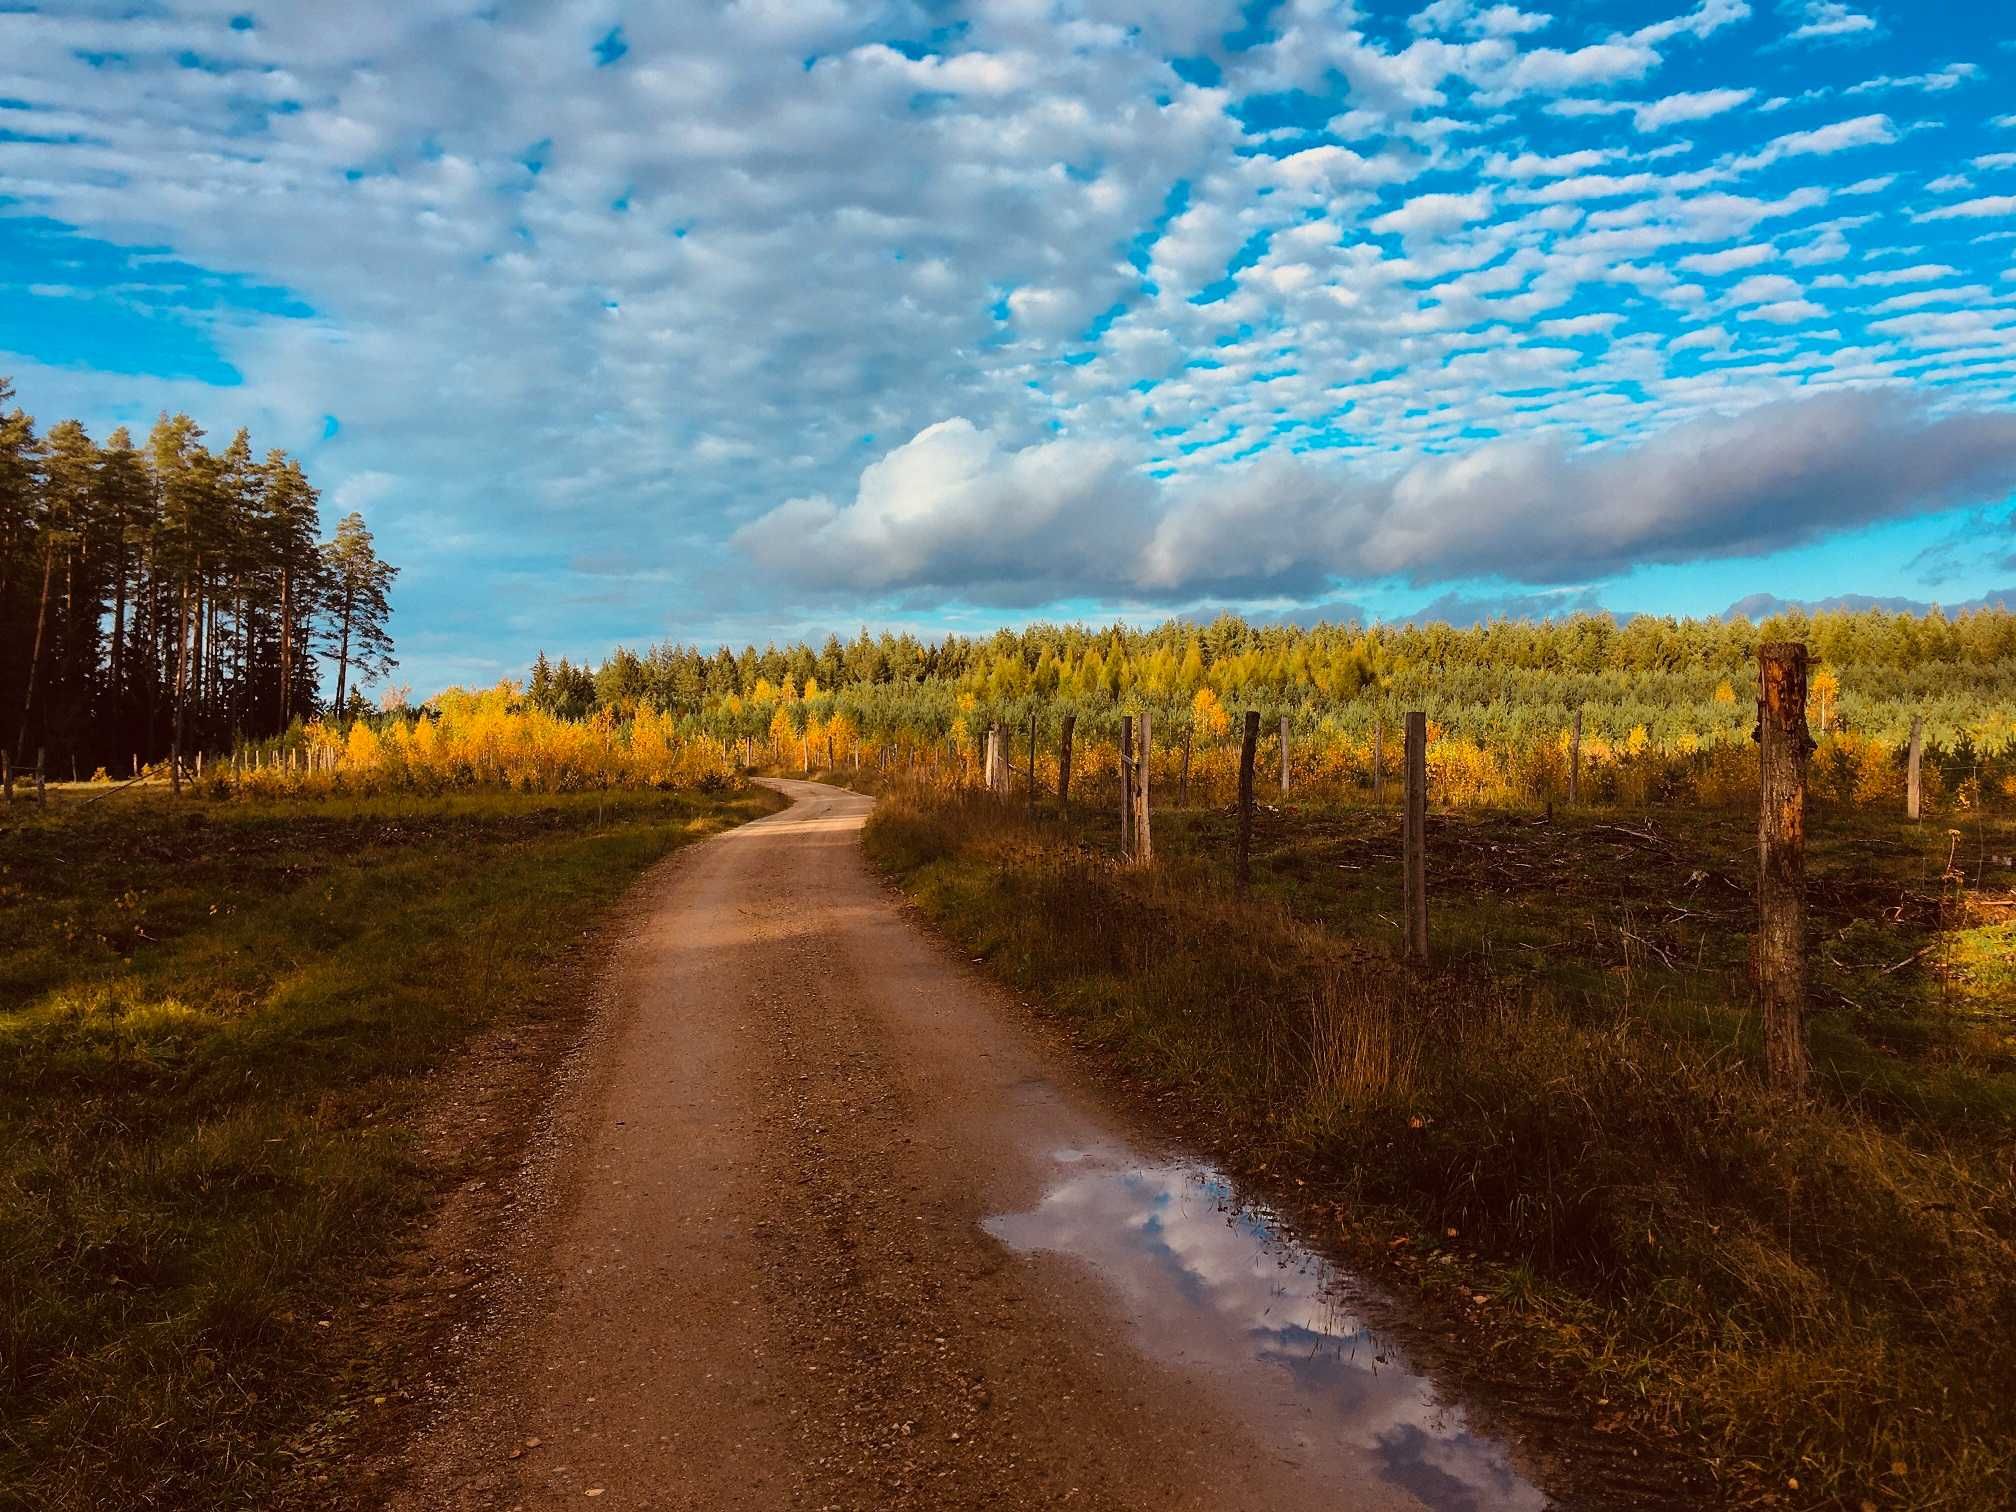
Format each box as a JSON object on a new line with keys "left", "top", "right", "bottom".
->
{"left": 985, "top": 1151, "right": 1548, "bottom": 1512}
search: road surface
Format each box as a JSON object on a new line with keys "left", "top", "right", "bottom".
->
{"left": 395, "top": 779, "right": 1542, "bottom": 1511}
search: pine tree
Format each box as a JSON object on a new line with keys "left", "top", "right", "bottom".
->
{"left": 322, "top": 512, "right": 398, "bottom": 722}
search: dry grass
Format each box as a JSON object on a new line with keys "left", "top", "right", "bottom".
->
{"left": 865, "top": 784, "right": 2016, "bottom": 1508}
{"left": 0, "top": 785, "right": 782, "bottom": 1511}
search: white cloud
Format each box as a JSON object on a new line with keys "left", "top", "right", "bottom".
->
{"left": 1976, "top": 153, "right": 2016, "bottom": 171}
{"left": 1633, "top": 87, "right": 1755, "bottom": 131}
{"left": 1679, "top": 243, "right": 1777, "bottom": 274}
{"left": 743, "top": 394, "right": 2016, "bottom": 597}
{"left": 1788, "top": 3, "right": 1876, "bottom": 42}
{"left": 1928, "top": 174, "right": 1975, "bottom": 194}
{"left": 1669, "top": 324, "right": 1733, "bottom": 351}
{"left": 1634, "top": 0, "right": 1753, "bottom": 46}
{"left": 1502, "top": 43, "right": 1658, "bottom": 93}
{"left": 1485, "top": 148, "right": 1615, "bottom": 179}
{"left": 1370, "top": 189, "right": 1495, "bottom": 236}
{"left": 1859, "top": 263, "right": 1961, "bottom": 285}
{"left": 1729, "top": 112, "right": 1896, "bottom": 170}
{"left": 1916, "top": 197, "right": 2016, "bottom": 223}
{"left": 1847, "top": 63, "right": 1981, "bottom": 95}
{"left": 1728, "top": 273, "right": 1805, "bottom": 304}
{"left": 1785, "top": 227, "right": 1851, "bottom": 265}
{"left": 732, "top": 419, "right": 1154, "bottom": 598}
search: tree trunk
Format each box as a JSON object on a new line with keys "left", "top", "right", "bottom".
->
{"left": 17, "top": 542, "right": 55, "bottom": 753}
{"left": 278, "top": 565, "right": 292, "bottom": 724}
{"left": 110, "top": 537, "right": 128, "bottom": 708}
{"left": 1756, "top": 643, "right": 1813, "bottom": 1092}
{"left": 334, "top": 592, "right": 354, "bottom": 723}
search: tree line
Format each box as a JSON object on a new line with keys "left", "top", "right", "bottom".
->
{"left": 529, "top": 602, "right": 2016, "bottom": 726}
{"left": 0, "top": 377, "right": 398, "bottom": 773}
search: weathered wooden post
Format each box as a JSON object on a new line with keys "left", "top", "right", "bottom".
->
{"left": 1279, "top": 714, "right": 1291, "bottom": 796}
{"left": 1134, "top": 710, "right": 1153, "bottom": 865}
{"left": 1568, "top": 708, "right": 1582, "bottom": 805}
{"left": 802, "top": 733, "right": 811, "bottom": 777}
{"left": 1236, "top": 711, "right": 1259, "bottom": 891}
{"left": 1058, "top": 713, "right": 1076, "bottom": 817}
{"left": 1179, "top": 723, "right": 1193, "bottom": 806}
{"left": 1120, "top": 715, "right": 1135, "bottom": 857}
{"left": 1906, "top": 716, "right": 1924, "bottom": 821}
{"left": 34, "top": 750, "right": 47, "bottom": 807}
{"left": 2, "top": 750, "right": 10, "bottom": 803}
{"left": 1027, "top": 709, "right": 1038, "bottom": 819}
{"left": 1756, "top": 643, "right": 1813, "bottom": 1092}
{"left": 1372, "top": 716, "right": 1384, "bottom": 805}
{"left": 1403, "top": 713, "right": 1427, "bottom": 962}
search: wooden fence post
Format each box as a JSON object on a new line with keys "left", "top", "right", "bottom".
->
{"left": 1756, "top": 643, "right": 1813, "bottom": 1092}
{"left": 1134, "top": 710, "right": 1153, "bottom": 866}
{"left": 1403, "top": 713, "right": 1427, "bottom": 962}
{"left": 1568, "top": 708, "right": 1582, "bottom": 806}
{"left": 1279, "top": 714, "right": 1291, "bottom": 796}
{"left": 1906, "top": 716, "right": 1923, "bottom": 821}
{"left": 1236, "top": 712, "right": 1259, "bottom": 891}
{"left": 1373, "top": 716, "right": 1384, "bottom": 805}
{"left": 2, "top": 750, "right": 10, "bottom": 803}
{"left": 1120, "top": 715, "right": 1134, "bottom": 857}
{"left": 1179, "top": 724, "right": 1193, "bottom": 806}
{"left": 1058, "top": 713, "right": 1076, "bottom": 817}
{"left": 1027, "top": 709, "right": 1038, "bottom": 819}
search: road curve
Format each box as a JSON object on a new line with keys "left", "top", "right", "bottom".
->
{"left": 394, "top": 779, "right": 1541, "bottom": 1511}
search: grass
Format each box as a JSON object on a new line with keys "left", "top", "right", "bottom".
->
{"left": 863, "top": 781, "right": 2016, "bottom": 1509}
{"left": 0, "top": 782, "right": 782, "bottom": 1511}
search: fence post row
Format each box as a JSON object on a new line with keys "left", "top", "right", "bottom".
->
{"left": 1236, "top": 710, "right": 1259, "bottom": 892}
{"left": 1403, "top": 712, "right": 1427, "bottom": 963}
{"left": 1120, "top": 715, "right": 1134, "bottom": 857}
{"left": 1906, "top": 715, "right": 1923, "bottom": 822}
{"left": 1058, "top": 713, "right": 1076, "bottom": 817}
{"left": 1755, "top": 642, "right": 1813, "bottom": 1092}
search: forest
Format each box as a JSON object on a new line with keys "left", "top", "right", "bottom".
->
{"left": 490, "top": 604, "right": 2016, "bottom": 811}
{"left": 0, "top": 377, "right": 397, "bottom": 774}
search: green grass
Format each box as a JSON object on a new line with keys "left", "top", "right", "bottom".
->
{"left": 864, "top": 784, "right": 2016, "bottom": 1509}
{"left": 0, "top": 784, "right": 782, "bottom": 1511}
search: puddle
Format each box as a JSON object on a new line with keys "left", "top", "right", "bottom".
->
{"left": 985, "top": 1150, "right": 1549, "bottom": 1512}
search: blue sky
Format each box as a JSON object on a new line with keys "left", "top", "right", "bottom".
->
{"left": 3, "top": 0, "right": 2015, "bottom": 691}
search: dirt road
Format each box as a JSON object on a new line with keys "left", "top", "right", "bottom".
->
{"left": 396, "top": 779, "right": 1544, "bottom": 1511}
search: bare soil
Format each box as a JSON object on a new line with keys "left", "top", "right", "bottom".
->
{"left": 378, "top": 780, "right": 1547, "bottom": 1510}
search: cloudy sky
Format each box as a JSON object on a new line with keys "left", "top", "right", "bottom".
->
{"left": 4, "top": 0, "right": 2016, "bottom": 690}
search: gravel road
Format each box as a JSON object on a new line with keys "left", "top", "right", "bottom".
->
{"left": 394, "top": 779, "right": 1544, "bottom": 1511}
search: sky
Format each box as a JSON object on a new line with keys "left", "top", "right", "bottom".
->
{"left": 3, "top": 0, "right": 2016, "bottom": 693}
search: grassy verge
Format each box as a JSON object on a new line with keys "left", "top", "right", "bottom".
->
{"left": 0, "top": 784, "right": 782, "bottom": 1511}
{"left": 865, "top": 785, "right": 2016, "bottom": 1509}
